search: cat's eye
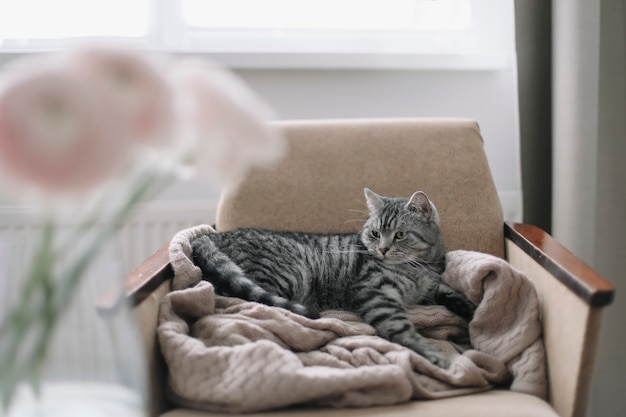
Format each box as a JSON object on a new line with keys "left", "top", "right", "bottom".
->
{"left": 395, "top": 231, "right": 407, "bottom": 240}
{"left": 370, "top": 230, "right": 380, "bottom": 239}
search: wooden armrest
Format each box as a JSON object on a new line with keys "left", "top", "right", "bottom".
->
{"left": 96, "top": 242, "right": 174, "bottom": 316}
{"left": 126, "top": 242, "right": 173, "bottom": 306}
{"left": 504, "top": 222, "right": 614, "bottom": 307}
{"left": 97, "top": 242, "right": 171, "bottom": 314}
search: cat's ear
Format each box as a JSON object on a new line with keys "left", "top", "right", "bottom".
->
{"left": 406, "top": 191, "right": 433, "bottom": 220}
{"left": 364, "top": 188, "right": 385, "bottom": 212}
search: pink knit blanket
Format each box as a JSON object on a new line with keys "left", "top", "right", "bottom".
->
{"left": 157, "top": 225, "right": 547, "bottom": 413}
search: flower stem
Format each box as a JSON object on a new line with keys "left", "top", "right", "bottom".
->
{"left": 0, "top": 167, "right": 175, "bottom": 410}
{"left": 0, "top": 218, "right": 56, "bottom": 408}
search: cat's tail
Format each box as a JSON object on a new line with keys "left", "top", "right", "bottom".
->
{"left": 191, "top": 235, "right": 320, "bottom": 319}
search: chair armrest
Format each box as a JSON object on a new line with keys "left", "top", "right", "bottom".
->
{"left": 126, "top": 242, "right": 173, "bottom": 306}
{"left": 124, "top": 242, "right": 174, "bottom": 417}
{"left": 504, "top": 222, "right": 614, "bottom": 307}
{"left": 504, "top": 222, "right": 614, "bottom": 417}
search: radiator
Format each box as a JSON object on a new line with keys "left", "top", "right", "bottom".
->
{"left": 0, "top": 199, "right": 217, "bottom": 383}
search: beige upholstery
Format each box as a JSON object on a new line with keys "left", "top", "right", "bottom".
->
{"left": 131, "top": 118, "right": 611, "bottom": 417}
{"left": 217, "top": 119, "right": 504, "bottom": 258}
{"left": 135, "top": 281, "right": 171, "bottom": 417}
{"left": 505, "top": 241, "right": 603, "bottom": 417}
{"left": 160, "top": 391, "right": 558, "bottom": 417}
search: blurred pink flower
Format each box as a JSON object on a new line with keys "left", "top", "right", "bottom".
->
{"left": 0, "top": 66, "right": 129, "bottom": 193}
{"left": 63, "top": 48, "right": 173, "bottom": 146}
{"left": 171, "top": 60, "right": 286, "bottom": 186}
{"left": 0, "top": 48, "right": 286, "bottom": 198}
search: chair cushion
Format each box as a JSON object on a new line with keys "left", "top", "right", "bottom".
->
{"left": 216, "top": 118, "right": 504, "bottom": 258}
{"left": 160, "top": 390, "right": 558, "bottom": 417}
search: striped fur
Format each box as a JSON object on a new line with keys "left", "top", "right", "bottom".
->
{"left": 191, "top": 189, "right": 475, "bottom": 367}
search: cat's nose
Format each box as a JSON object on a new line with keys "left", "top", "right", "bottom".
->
{"left": 379, "top": 247, "right": 389, "bottom": 255}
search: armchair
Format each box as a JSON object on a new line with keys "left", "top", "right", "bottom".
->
{"left": 126, "top": 119, "right": 614, "bottom": 417}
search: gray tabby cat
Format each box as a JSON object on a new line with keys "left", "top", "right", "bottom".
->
{"left": 191, "top": 188, "right": 475, "bottom": 367}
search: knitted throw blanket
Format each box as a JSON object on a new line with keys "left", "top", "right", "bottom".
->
{"left": 158, "top": 225, "right": 547, "bottom": 413}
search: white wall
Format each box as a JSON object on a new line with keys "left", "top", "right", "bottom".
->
{"left": 234, "top": 67, "right": 522, "bottom": 221}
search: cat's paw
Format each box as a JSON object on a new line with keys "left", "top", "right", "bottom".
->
{"left": 436, "top": 285, "right": 476, "bottom": 322}
{"left": 424, "top": 350, "right": 450, "bottom": 369}
{"left": 407, "top": 340, "right": 450, "bottom": 368}
{"left": 446, "top": 294, "right": 475, "bottom": 322}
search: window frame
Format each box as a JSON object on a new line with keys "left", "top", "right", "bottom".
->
{"left": 0, "top": 0, "right": 515, "bottom": 70}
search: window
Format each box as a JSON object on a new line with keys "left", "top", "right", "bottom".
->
{"left": 0, "top": 0, "right": 513, "bottom": 69}
{"left": 173, "top": 0, "right": 473, "bottom": 55}
{"left": 0, "top": 0, "right": 150, "bottom": 47}
{"left": 181, "top": 0, "right": 470, "bottom": 31}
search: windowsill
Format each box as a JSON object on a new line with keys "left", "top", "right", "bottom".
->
{"left": 177, "top": 51, "right": 514, "bottom": 70}
{"left": 1, "top": 49, "right": 514, "bottom": 71}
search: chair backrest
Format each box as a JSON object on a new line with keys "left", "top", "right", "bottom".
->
{"left": 216, "top": 118, "right": 505, "bottom": 258}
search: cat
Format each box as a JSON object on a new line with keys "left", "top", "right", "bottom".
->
{"left": 191, "top": 188, "right": 475, "bottom": 367}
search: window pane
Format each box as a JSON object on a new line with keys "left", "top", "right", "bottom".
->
{"left": 0, "top": 0, "right": 149, "bottom": 40}
{"left": 182, "top": 0, "right": 471, "bottom": 31}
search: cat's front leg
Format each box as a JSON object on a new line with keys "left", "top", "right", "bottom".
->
{"left": 435, "top": 283, "right": 476, "bottom": 322}
{"left": 354, "top": 288, "right": 450, "bottom": 368}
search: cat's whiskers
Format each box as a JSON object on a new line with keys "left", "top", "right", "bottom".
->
{"left": 345, "top": 208, "right": 369, "bottom": 215}
{"left": 401, "top": 251, "right": 439, "bottom": 264}
{"left": 407, "top": 261, "right": 431, "bottom": 275}
{"left": 344, "top": 218, "right": 367, "bottom": 224}
{"left": 353, "top": 198, "right": 369, "bottom": 209}
{"left": 344, "top": 209, "right": 369, "bottom": 231}
{"left": 400, "top": 252, "right": 435, "bottom": 266}
{"left": 407, "top": 257, "right": 443, "bottom": 268}
{"left": 403, "top": 255, "right": 445, "bottom": 276}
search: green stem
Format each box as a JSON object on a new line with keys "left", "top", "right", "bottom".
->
{"left": 28, "top": 170, "right": 173, "bottom": 382}
{"left": 0, "top": 218, "right": 56, "bottom": 408}
{"left": 1, "top": 167, "right": 175, "bottom": 410}
{"left": 58, "top": 171, "right": 169, "bottom": 306}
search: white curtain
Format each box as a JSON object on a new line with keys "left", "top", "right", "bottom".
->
{"left": 552, "top": 0, "right": 626, "bottom": 416}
